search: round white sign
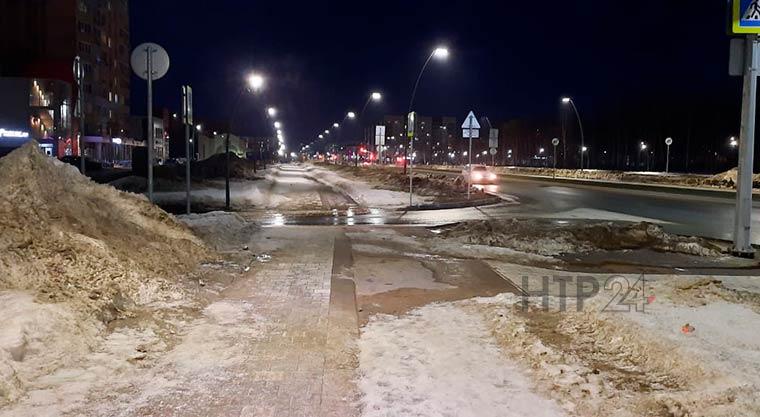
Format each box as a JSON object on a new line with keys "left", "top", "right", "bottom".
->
{"left": 665, "top": 137, "right": 673, "bottom": 146}
{"left": 131, "top": 43, "right": 170, "bottom": 81}
{"left": 552, "top": 138, "right": 560, "bottom": 146}
{"left": 489, "top": 148, "right": 497, "bottom": 156}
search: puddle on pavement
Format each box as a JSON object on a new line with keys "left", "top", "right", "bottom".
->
{"left": 346, "top": 234, "right": 521, "bottom": 325}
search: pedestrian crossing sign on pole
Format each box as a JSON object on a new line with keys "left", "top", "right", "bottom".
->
{"left": 731, "top": 0, "right": 760, "bottom": 34}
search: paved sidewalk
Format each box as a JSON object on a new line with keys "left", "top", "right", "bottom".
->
{"left": 69, "top": 227, "right": 360, "bottom": 417}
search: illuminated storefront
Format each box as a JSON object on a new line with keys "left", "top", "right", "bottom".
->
{"left": 0, "top": 77, "right": 73, "bottom": 157}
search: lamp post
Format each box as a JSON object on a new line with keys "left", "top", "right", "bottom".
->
{"left": 665, "top": 137, "right": 673, "bottom": 173}
{"left": 359, "top": 91, "right": 382, "bottom": 156}
{"left": 225, "top": 72, "right": 265, "bottom": 210}
{"left": 407, "top": 46, "right": 449, "bottom": 206}
{"left": 561, "top": 97, "right": 585, "bottom": 170}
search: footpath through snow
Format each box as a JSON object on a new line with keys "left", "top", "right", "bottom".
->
{"left": 359, "top": 303, "right": 567, "bottom": 417}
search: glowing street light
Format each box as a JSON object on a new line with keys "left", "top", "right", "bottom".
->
{"left": 267, "top": 107, "right": 277, "bottom": 117}
{"left": 324, "top": 130, "right": 330, "bottom": 134}
{"left": 319, "top": 134, "right": 324, "bottom": 139}
{"left": 433, "top": 47, "right": 450, "bottom": 59}
{"left": 730, "top": 136, "right": 739, "bottom": 148}
{"left": 561, "top": 96, "right": 586, "bottom": 169}
{"left": 333, "top": 123, "right": 340, "bottom": 128}
{"left": 247, "top": 73, "right": 265, "bottom": 91}
{"left": 640, "top": 142, "right": 648, "bottom": 151}
{"left": 274, "top": 121, "right": 282, "bottom": 129}
{"left": 195, "top": 124, "right": 202, "bottom": 131}
{"left": 347, "top": 111, "right": 356, "bottom": 119}
{"left": 371, "top": 91, "right": 382, "bottom": 101}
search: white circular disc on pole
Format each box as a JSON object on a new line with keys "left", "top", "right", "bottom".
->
{"left": 131, "top": 42, "right": 170, "bottom": 80}
{"left": 665, "top": 137, "right": 673, "bottom": 146}
{"left": 489, "top": 148, "right": 497, "bottom": 156}
{"left": 552, "top": 138, "right": 560, "bottom": 146}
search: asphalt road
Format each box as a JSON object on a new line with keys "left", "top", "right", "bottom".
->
{"left": 412, "top": 168, "right": 760, "bottom": 244}
{"left": 253, "top": 165, "right": 760, "bottom": 245}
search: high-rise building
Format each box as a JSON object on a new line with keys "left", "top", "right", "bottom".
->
{"left": 0, "top": 0, "right": 131, "bottom": 157}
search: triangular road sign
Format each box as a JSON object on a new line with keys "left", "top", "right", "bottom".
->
{"left": 461, "top": 111, "right": 481, "bottom": 129}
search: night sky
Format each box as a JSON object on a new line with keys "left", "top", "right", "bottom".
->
{"left": 129, "top": 0, "right": 738, "bottom": 150}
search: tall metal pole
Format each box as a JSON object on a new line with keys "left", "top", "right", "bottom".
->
{"left": 74, "top": 56, "right": 86, "bottom": 175}
{"left": 665, "top": 144, "right": 671, "bottom": 173}
{"left": 225, "top": 132, "right": 231, "bottom": 210}
{"left": 567, "top": 100, "right": 585, "bottom": 170}
{"left": 733, "top": 34, "right": 759, "bottom": 258}
{"left": 407, "top": 52, "right": 435, "bottom": 202}
{"left": 467, "top": 115, "right": 473, "bottom": 200}
{"left": 409, "top": 128, "right": 414, "bottom": 207}
{"left": 553, "top": 143, "right": 558, "bottom": 178}
{"left": 146, "top": 46, "right": 154, "bottom": 203}
{"left": 183, "top": 86, "right": 192, "bottom": 215}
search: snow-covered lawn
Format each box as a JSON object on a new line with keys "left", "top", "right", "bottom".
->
{"left": 306, "top": 165, "right": 431, "bottom": 208}
{"left": 358, "top": 303, "right": 567, "bottom": 417}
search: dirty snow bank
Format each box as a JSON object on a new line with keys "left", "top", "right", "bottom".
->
{"left": 358, "top": 303, "right": 566, "bottom": 417}
{"left": 312, "top": 163, "right": 496, "bottom": 205}
{"left": 439, "top": 219, "right": 723, "bottom": 257}
{"left": 468, "top": 274, "right": 760, "bottom": 417}
{"left": 307, "top": 165, "right": 430, "bottom": 207}
{"left": 179, "top": 211, "right": 259, "bottom": 251}
{"left": 0, "top": 142, "right": 209, "bottom": 406}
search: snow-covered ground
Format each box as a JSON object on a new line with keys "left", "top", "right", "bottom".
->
{"left": 358, "top": 303, "right": 567, "bottom": 417}
{"left": 306, "top": 165, "right": 431, "bottom": 208}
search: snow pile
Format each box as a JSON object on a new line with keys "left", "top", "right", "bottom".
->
{"left": 439, "top": 219, "right": 722, "bottom": 257}
{"left": 0, "top": 142, "right": 209, "bottom": 405}
{"left": 179, "top": 211, "right": 259, "bottom": 251}
{"left": 316, "top": 163, "right": 489, "bottom": 202}
{"left": 358, "top": 303, "right": 566, "bottom": 417}
{"left": 307, "top": 166, "right": 429, "bottom": 208}
{"left": 704, "top": 168, "right": 760, "bottom": 189}
{"left": 468, "top": 275, "right": 760, "bottom": 416}
{"left": 0, "top": 142, "right": 208, "bottom": 316}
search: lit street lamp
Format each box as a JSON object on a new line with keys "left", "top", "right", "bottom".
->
{"left": 407, "top": 46, "right": 449, "bottom": 205}
{"left": 267, "top": 107, "right": 277, "bottom": 117}
{"left": 225, "top": 71, "right": 265, "bottom": 209}
{"left": 561, "top": 97, "right": 586, "bottom": 169}
{"left": 347, "top": 111, "right": 356, "bottom": 119}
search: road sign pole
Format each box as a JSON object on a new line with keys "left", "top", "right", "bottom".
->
{"left": 409, "top": 134, "right": 414, "bottom": 206}
{"left": 553, "top": 144, "right": 558, "bottom": 178}
{"left": 733, "top": 34, "right": 759, "bottom": 258}
{"left": 467, "top": 116, "right": 473, "bottom": 200}
{"left": 666, "top": 144, "right": 671, "bottom": 173}
{"left": 146, "top": 46, "right": 154, "bottom": 203}
{"left": 183, "top": 85, "right": 192, "bottom": 215}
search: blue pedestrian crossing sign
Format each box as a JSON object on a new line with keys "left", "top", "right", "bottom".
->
{"left": 732, "top": 0, "right": 760, "bottom": 34}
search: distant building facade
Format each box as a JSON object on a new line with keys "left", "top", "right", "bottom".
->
{"left": 0, "top": 0, "right": 131, "bottom": 159}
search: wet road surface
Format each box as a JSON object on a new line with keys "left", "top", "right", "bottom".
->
{"left": 243, "top": 165, "right": 760, "bottom": 244}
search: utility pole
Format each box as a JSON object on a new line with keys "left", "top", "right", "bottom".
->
{"left": 733, "top": 34, "right": 759, "bottom": 257}
{"left": 73, "top": 56, "right": 86, "bottom": 175}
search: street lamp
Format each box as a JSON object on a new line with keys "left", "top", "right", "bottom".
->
{"left": 371, "top": 91, "right": 382, "bottom": 101}
{"left": 274, "top": 121, "right": 282, "bottom": 129}
{"left": 561, "top": 97, "right": 585, "bottom": 169}
{"left": 247, "top": 73, "right": 265, "bottom": 91}
{"left": 730, "top": 136, "right": 739, "bottom": 148}
{"left": 324, "top": 129, "right": 330, "bottom": 134}
{"left": 347, "top": 111, "right": 356, "bottom": 119}
{"left": 407, "top": 45, "right": 450, "bottom": 205}
{"left": 333, "top": 123, "right": 340, "bottom": 128}
{"left": 267, "top": 107, "right": 277, "bottom": 117}
{"left": 224, "top": 71, "right": 266, "bottom": 209}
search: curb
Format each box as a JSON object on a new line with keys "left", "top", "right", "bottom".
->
{"left": 402, "top": 195, "right": 503, "bottom": 211}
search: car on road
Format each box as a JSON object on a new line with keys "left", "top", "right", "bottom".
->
{"left": 462, "top": 164, "right": 498, "bottom": 184}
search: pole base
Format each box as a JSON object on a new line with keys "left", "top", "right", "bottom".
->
{"left": 730, "top": 248, "right": 756, "bottom": 259}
